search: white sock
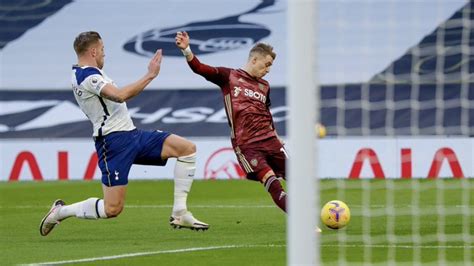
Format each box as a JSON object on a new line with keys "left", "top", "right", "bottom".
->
{"left": 58, "top": 198, "right": 108, "bottom": 220}
{"left": 172, "top": 153, "right": 196, "bottom": 216}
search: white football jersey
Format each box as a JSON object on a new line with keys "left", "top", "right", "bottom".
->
{"left": 71, "top": 65, "right": 135, "bottom": 137}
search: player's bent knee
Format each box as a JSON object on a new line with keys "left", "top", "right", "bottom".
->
{"left": 177, "top": 140, "right": 196, "bottom": 157}
{"left": 105, "top": 203, "right": 124, "bottom": 217}
{"left": 185, "top": 141, "right": 196, "bottom": 155}
{"left": 259, "top": 168, "right": 276, "bottom": 183}
{"left": 163, "top": 135, "right": 197, "bottom": 158}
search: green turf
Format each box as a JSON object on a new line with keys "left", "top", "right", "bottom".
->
{"left": 0, "top": 179, "right": 473, "bottom": 265}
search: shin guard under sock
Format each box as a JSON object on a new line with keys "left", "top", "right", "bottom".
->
{"left": 264, "top": 176, "right": 287, "bottom": 212}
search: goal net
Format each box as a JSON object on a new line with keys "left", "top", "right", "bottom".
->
{"left": 316, "top": 1, "right": 474, "bottom": 265}
{"left": 319, "top": 1, "right": 473, "bottom": 137}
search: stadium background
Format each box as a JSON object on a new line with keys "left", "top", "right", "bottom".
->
{"left": 1, "top": 1, "right": 474, "bottom": 265}
{"left": 1, "top": 0, "right": 472, "bottom": 180}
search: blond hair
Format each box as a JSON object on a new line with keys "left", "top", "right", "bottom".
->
{"left": 248, "top": 43, "right": 276, "bottom": 60}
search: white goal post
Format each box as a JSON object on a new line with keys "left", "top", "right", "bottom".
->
{"left": 287, "top": 0, "right": 318, "bottom": 265}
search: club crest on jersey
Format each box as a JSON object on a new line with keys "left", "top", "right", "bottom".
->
{"left": 250, "top": 158, "right": 258, "bottom": 167}
{"left": 233, "top": 86, "right": 242, "bottom": 97}
{"left": 258, "top": 83, "right": 265, "bottom": 91}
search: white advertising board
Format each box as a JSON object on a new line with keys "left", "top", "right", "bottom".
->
{"left": 317, "top": 138, "right": 472, "bottom": 179}
{"left": 1, "top": 137, "right": 472, "bottom": 181}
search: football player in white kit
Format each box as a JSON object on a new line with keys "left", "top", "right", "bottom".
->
{"left": 39, "top": 31, "right": 209, "bottom": 236}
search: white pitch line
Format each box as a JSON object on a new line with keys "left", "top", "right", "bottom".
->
{"left": 21, "top": 243, "right": 474, "bottom": 266}
{"left": 20, "top": 244, "right": 285, "bottom": 266}
{"left": 127, "top": 204, "right": 275, "bottom": 209}
{"left": 0, "top": 204, "right": 275, "bottom": 209}
{"left": 3, "top": 204, "right": 473, "bottom": 210}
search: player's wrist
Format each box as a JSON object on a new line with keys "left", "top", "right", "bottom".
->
{"left": 144, "top": 72, "right": 157, "bottom": 81}
{"left": 181, "top": 46, "right": 192, "bottom": 57}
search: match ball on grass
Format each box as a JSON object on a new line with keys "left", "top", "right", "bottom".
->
{"left": 320, "top": 200, "right": 351, "bottom": 229}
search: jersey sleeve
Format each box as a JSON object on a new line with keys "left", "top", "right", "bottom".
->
{"left": 74, "top": 67, "right": 110, "bottom": 96}
{"left": 83, "top": 74, "right": 109, "bottom": 95}
{"left": 188, "top": 56, "right": 230, "bottom": 86}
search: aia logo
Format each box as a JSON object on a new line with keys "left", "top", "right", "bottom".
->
{"left": 204, "top": 147, "right": 245, "bottom": 179}
{"left": 123, "top": 0, "right": 276, "bottom": 57}
{"left": 348, "top": 147, "right": 465, "bottom": 178}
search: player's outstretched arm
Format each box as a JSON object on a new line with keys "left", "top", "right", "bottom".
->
{"left": 175, "top": 31, "right": 194, "bottom": 62}
{"left": 175, "top": 31, "right": 229, "bottom": 86}
{"left": 100, "top": 49, "right": 162, "bottom": 103}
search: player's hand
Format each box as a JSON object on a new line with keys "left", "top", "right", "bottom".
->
{"left": 147, "top": 49, "right": 162, "bottom": 78}
{"left": 175, "top": 31, "right": 190, "bottom": 49}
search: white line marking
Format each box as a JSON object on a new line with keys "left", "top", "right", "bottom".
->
{"left": 127, "top": 205, "right": 275, "bottom": 208}
{"left": 3, "top": 204, "right": 472, "bottom": 209}
{"left": 0, "top": 204, "right": 275, "bottom": 209}
{"left": 21, "top": 244, "right": 285, "bottom": 266}
{"left": 21, "top": 243, "right": 474, "bottom": 265}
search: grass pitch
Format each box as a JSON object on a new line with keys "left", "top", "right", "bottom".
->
{"left": 0, "top": 179, "right": 473, "bottom": 265}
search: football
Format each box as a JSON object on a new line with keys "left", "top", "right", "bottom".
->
{"left": 315, "top": 123, "right": 327, "bottom": 138}
{"left": 321, "top": 200, "right": 351, "bottom": 229}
